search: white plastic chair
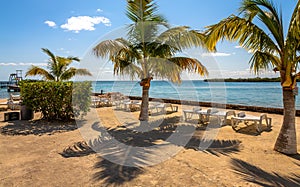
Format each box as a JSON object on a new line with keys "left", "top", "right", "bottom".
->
{"left": 231, "top": 112, "right": 272, "bottom": 133}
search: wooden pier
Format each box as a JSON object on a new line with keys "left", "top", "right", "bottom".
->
{"left": 0, "top": 82, "right": 20, "bottom": 92}
{"left": 0, "top": 81, "right": 10, "bottom": 88}
{"left": 0, "top": 70, "right": 23, "bottom": 92}
{"left": 7, "top": 85, "right": 20, "bottom": 92}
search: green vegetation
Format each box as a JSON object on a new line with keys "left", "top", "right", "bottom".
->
{"left": 205, "top": 0, "right": 300, "bottom": 154}
{"left": 19, "top": 81, "right": 91, "bottom": 121}
{"left": 22, "top": 48, "right": 92, "bottom": 121}
{"left": 93, "top": 0, "right": 208, "bottom": 121}
{"left": 26, "top": 48, "right": 91, "bottom": 81}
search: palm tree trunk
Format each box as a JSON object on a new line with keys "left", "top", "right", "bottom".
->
{"left": 139, "top": 77, "right": 152, "bottom": 121}
{"left": 274, "top": 88, "right": 297, "bottom": 154}
{"left": 139, "top": 85, "right": 150, "bottom": 121}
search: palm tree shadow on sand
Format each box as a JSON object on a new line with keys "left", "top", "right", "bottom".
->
{"left": 232, "top": 123, "right": 272, "bottom": 136}
{"left": 231, "top": 158, "right": 300, "bottom": 186}
{"left": 288, "top": 154, "right": 300, "bottom": 161}
{"left": 60, "top": 116, "right": 241, "bottom": 185}
{"left": 0, "top": 119, "right": 82, "bottom": 136}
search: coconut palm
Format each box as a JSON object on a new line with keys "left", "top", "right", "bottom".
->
{"left": 205, "top": 0, "right": 300, "bottom": 154}
{"left": 93, "top": 0, "right": 209, "bottom": 121}
{"left": 26, "top": 48, "right": 92, "bottom": 81}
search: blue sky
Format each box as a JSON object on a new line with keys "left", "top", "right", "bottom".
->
{"left": 0, "top": 0, "right": 297, "bottom": 81}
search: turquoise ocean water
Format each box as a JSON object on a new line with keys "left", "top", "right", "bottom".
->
{"left": 1, "top": 81, "right": 299, "bottom": 109}
{"left": 91, "top": 81, "right": 300, "bottom": 109}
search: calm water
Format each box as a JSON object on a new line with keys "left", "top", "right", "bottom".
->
{"left": 92, "top": 81, "right": 300, "bottom": 109}
{"left": 1, "top": 81, "right": 299, "bottom": 109}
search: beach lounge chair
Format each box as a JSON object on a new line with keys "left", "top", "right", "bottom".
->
{"left": 231, "top": 112, "right": 272, "bottom": 133}
{"left": 99, "top": 97, "right": 111, "bottom": 107}
{"left": 183, "top": 107, "right": 217, "bottom": 124}
{"left": 208, "top": 109, "right": 236, "bottom": 126}
{"left": 115, "top": 98, "right": 130, "bottom": 110}
{"left": 109, "top": 92, "right": 124, "bottom": 106}
{"left": 91, "top": 96, "right": 101, "bottom": 107}
{"left": 184, "top": 107, "right": 235, "bottom": 125}
{"left": 126, "top": 100, "right": 142, "bottom": 111}
{"left": 183, "top": 107, "right": 202, "bottom": 121}
{"left": 7, "top": 93, "right": 21, "bottom": 110}
{"left": 91, "top": 96, "right": 111, "bottom": 107}
{"left": 116, "top": 99, "right": 141, "bottom": 111}
{"left": 149, "top": 102, "right": 178, "bottom": 114}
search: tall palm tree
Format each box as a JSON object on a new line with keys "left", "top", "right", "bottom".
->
{"left": 205, "top": 0, "right": 299, "bottom": 154}
{"left": 93, "top": 0, "right": 209, "bottom": 121}
{"left": 26, "top": 48, "right": 92, "bottom": 81}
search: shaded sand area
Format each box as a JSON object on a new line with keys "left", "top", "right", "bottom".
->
{"left": 0, "top": 102, "right": 300, "bottom": 186}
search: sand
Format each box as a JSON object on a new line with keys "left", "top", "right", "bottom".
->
{"left": 0, "top": 101, "right": 299, "bottom": 186}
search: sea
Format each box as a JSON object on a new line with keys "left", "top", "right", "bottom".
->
{"left": 1, "top": 80, "right": 299, "bottom": 109}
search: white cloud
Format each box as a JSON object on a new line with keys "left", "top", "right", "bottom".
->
{"left": 0, "top": 63, "right": 17, "bottom": 66}
{"left": 201, "top": 52, "right": 232, "bottom": 57}
{"left": 96, "top": 9, "right": 103, "bottom": 12}
{"left": 44, "top": 20, "right": 56, "bottom": 27}
{"left": 56, "top": 48, "right": 71, "bottom": 54}
{"left": 61, "top": 16, "right": 111, "bottom": 33}
{"left": 0, "top": 62, "right": 47, "bottom": 66}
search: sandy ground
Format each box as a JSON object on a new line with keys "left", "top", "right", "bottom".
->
{"left": 0, "top": 99, "right": 300, "bottom": 187}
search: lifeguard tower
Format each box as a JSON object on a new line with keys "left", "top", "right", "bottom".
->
{"left": 7, "top": 70, "right": 23, "bottom": 92}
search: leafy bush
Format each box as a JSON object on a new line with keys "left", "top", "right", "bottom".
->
{"left": 19, "top": 81, "right": 91, "bottom": 121}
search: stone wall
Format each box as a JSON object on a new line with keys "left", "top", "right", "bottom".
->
{"left": 127, "top": 96, "right": 300, "bottom": 116}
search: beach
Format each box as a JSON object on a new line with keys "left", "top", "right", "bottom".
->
{"left": 1, "top": 0, "right": 299, "bottom": 185}
{"left": 0, "top": 101, "right": 299, "bottom": 186}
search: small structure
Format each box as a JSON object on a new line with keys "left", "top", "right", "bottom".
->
{"left": 7, "top": 70, "right": 23, "bottom": 92}
{"left": 0, "top": 81, "right": 10, "bottom": 88}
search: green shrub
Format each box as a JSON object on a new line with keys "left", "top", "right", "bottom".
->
{"left": 19, "top": 81, "right": 91, "bottom": 121}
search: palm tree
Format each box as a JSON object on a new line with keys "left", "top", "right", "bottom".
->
{"left": 93, "top": 0, "right": 209, "bottom": 121}
{"left": 205, "top": 0, "right": 299, "bottom": 154}
{"left": 26, "top": 48, "right": 92, "bottom": 81}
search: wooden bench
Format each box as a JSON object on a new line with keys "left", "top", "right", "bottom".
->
{"left": 4, "top": 111, "right": 20, "bottom": 121}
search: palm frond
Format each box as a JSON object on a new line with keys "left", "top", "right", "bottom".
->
{"left": 42, "top": 48, "right": 59, "bottom": 74}
{"left": 93, "top": 38, "right": 131, "bottom": 58}
{"left": 125, "top": 0, "right": 169, "bottom": 45}
{"left": 147, "top": 57, "right": 181, "bottom": 82}
{"left": 118, "top": 63, "right": 142, "bottom": 80}
{"left": 148, "top": 57, "right": 208, "bottom": 83}
{"left": 42, "top": 48, "right": 56, "bottom": 63}
{"left": 93, "top": 1, "right": 209, "bottom": 83}
{"left": 27, "top": 48, "right": 89, "bottom": 81}
{"left": 249, "top": 51, "right": 280, "bottom": 73}
{"left": 239, "top": 0, "right": 284, "bottom": 49}
{"left": 156, "top": 26, "right": 190, "bottom": 43}
{"left": 111, "top": 45, "right": 141, "bottom": 74}
{"left": 286, "top": 0, "right": 300, "bottom": 66}
{"left": 206, "top": 15, "right": 279, "bottom": 54}
{"left": 146, "top": 42, "right": 175, "bottom": 58}
{"left": 158, "top": 27, "right": 208, "bottom": 52}
{"left": 126, "top": 0, "right": 167, "bottom": 23}
{"left": 25, "top": 66, "right": 55, "bottom": 81}
{"left": 240, "top": 0, "right": 282, "bottom": 25}
{"left": 168, "top": 57, "right": 208, "bottom": 76}
{"left": 127, "top": 21, "right": 164, "bottom": 44}
{"left": 60, "top": 68, "right": 92, "bottom": 81}
{"left": 67, "top": 56, "right": 80, "bottom": 62}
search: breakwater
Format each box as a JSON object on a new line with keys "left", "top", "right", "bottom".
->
{"left": 127, "top": 96, "right": 300, "bottom": 117}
